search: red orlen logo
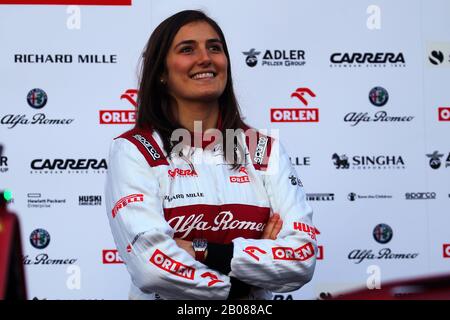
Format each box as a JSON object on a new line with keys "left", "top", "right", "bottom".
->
{"left": 229, "top": 166, "right": 250, "bottom": 183}
{"left": 243, "top": 246, "right": 267, "bottom": 261}
{"left": 168, "top": 168, "right": 198, "bottom": 178}
{"left": 272, "top": 242, "right": 315, "bottom": 261}
{"left": 201, "top": 272, "right": 224, "bottom": 287}
{"left": 112, "top": 194, "right": 144, "bottom": 218}
{"left": 150, "top": 249, "right": 195, "bottom": 280}
{"left": 293, "top": 222, "right": 319, "bottom": 240}
{"left": 0, "top": 1, "right": 131, "bottom": 4}
{"left": 102, "top": 249, "right": 124, "bottom": 264}
{"left": 99, "top": 89, "right": 137, "bottom": 124}
{"left": 443, "top": 244, "right": 450, "bottom": 258}
{"left": 271, "top": 88, "right": 319, "bottom": 123}
{"left": 438, "top": 107, "right": 450, "bottom": 121}
{"left": 317, "top": 245, "right": 324, "bottom": 260}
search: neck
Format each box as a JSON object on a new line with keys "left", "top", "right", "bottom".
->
{"left": 171, "top": 99, "right": 220, "bottom": 132}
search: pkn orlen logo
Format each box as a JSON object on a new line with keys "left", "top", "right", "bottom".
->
{"left": 30, "top": 228, "right": 50, "bottom": 249}
{"left": 426, "top": 151, "right": 450, "bottom": 169}
{"left": 99, "top": 89, "right": 137, "bottom": 124}
{"left": 270, "top": 88, "right": 319, "bottom": 123}
{"left": 242, "top": 48, "right": 306, "bottom": 67}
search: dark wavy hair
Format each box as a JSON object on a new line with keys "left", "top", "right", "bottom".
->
{"left": 135, "top": 10, "right": 247, "bottom": 168}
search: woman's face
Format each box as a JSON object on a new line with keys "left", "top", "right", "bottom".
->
{"left": 165, "top": 21, "right": 228, "bottom": 104}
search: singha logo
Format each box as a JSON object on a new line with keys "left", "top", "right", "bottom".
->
{"left": 332, "top": 153, "right": 350, "bottom": 169}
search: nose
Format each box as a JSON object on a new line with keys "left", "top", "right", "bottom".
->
{"left": 197, "top": 47, "right": 212, "bottom": 66}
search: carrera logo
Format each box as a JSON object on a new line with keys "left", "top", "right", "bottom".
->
{"left": 102, "top": 249, "right": 123, "bottom": 264}
{"left": 272, "top": 242, "right": 315, "bottom": 261}
{"left": 99, "top": 89, "right": 137, "bottom": 124}
{"left": 270, "top": 88, "right": 319, "bottom": 123}
{"left": 112, "top": 194, "right": 144, "bottom": 218}
{"left": 243, "top": 246, "right": 267, "bottom": 261}
{"left": 31, "top": 159, "right": 107, "bottom": 170}
{"left": 439, "top": 107, "right": 450, "bottom": 121}
{"left": 201, "top": 272, "right": 224, "bottom": 287}
{"left": 150, "top": 249, "right": 195, "bottom": 280}
{"left": 168, "top": 168, "right": 197, "bottom": 178}
{"left": 229, "top": 167, "right": 250, "bottom": 183}
{"left": 293, "top": 222, "right": 318, "bottom": 240}
{"left": 133, "top": 134, "right": 161, "bottom": 160}
{"left": 443, "top": 244, "right": 450, "bottom": 258}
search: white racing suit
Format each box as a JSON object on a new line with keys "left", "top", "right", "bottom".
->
{"left": 105, "top": 127, "right": 317, "bottom": 300}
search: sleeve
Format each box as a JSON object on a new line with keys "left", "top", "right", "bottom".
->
{"left": 105, "top": 138, "right": 231, "bottom": 300}
{"left": 229, "top": 138, "right": 317, "bottom": 292}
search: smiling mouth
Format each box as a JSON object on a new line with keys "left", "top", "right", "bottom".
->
{"left": 190, "top": 72, "right": 216, "bottom": 80}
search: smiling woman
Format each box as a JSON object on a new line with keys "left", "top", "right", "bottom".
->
{"left": 105, "top": 10, "right": 316, "bottom": 300}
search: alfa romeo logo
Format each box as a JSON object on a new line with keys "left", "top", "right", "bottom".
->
{"left": 30, "top": 228, "right": 51, "bottom": 249}
{"left": 27, "top": 88, "right": 48, "bottom": 109}
{"left": 373, "top": 223, "right": 393, "bottom": 244}
{"left": 369, "top": 86, "right": 389, "bottom": 107}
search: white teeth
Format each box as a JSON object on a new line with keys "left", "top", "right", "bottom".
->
{"left": 192, "top": 72, "right": 215, "bottom": 80}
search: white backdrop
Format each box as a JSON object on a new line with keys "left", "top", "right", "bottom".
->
{"left": 0, "top": 0, "right": 449, "bottom": 300}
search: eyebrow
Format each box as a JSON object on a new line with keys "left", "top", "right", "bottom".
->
{"left": 174, "top": 38, "right": 223, "bottom": 49}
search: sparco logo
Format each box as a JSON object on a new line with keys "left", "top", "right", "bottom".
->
{"left": 254, "top": 136, "right": 268, "bottom": 164}
{"left": 1, "top": 88, "right": 74, "bottom": 129}
{"left": 99, "top": 89, "right": 137, "bottom": 124}
{"left": 426, "top": 151, "right": 450, "bottom": 169}
{"left": 438, "top": 107, "right": 450, "bottom": 121}
{"left": 332, "top": 153, "right": 406, "bottom": 170}
{"left": 150, "top": 249, "right": 195, "bottom": 280}
{"left": 344, "top": 87, "right": 414, "bottom": 126}
{"left": 405, "top": 192, "right": 436, "bottom": 200}
{"left": 330, "top": 52, "right": 406, "bottom": 67}
{"left": 243, "top": 48, "right": 305, "bottom": 67}
{"left": 270, "top": 88, "right": 319, "bottom": 123}
{"left": 30, "top": 159, "right": 107, "bottom": 174}
{"left": 168, "top": 211, "right": 266, "bottom": 239}
{"left": 133, "top": 134, "right": 161, "bottom": 160}
{"left": 373, "top": 224, "right": 393, "bottom": 244}
{"left": 30, "top": 228, "right": 50, "bottom": 249}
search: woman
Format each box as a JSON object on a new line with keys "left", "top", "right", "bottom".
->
{"left": 105, "top": 10, "right": 316, "bottom": 300}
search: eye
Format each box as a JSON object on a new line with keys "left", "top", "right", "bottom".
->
{"left": 179, "top": 46, "right": 193, "bottom": 54}
{"left": 209, "top": 44, "right": 223, "bottom": 53}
